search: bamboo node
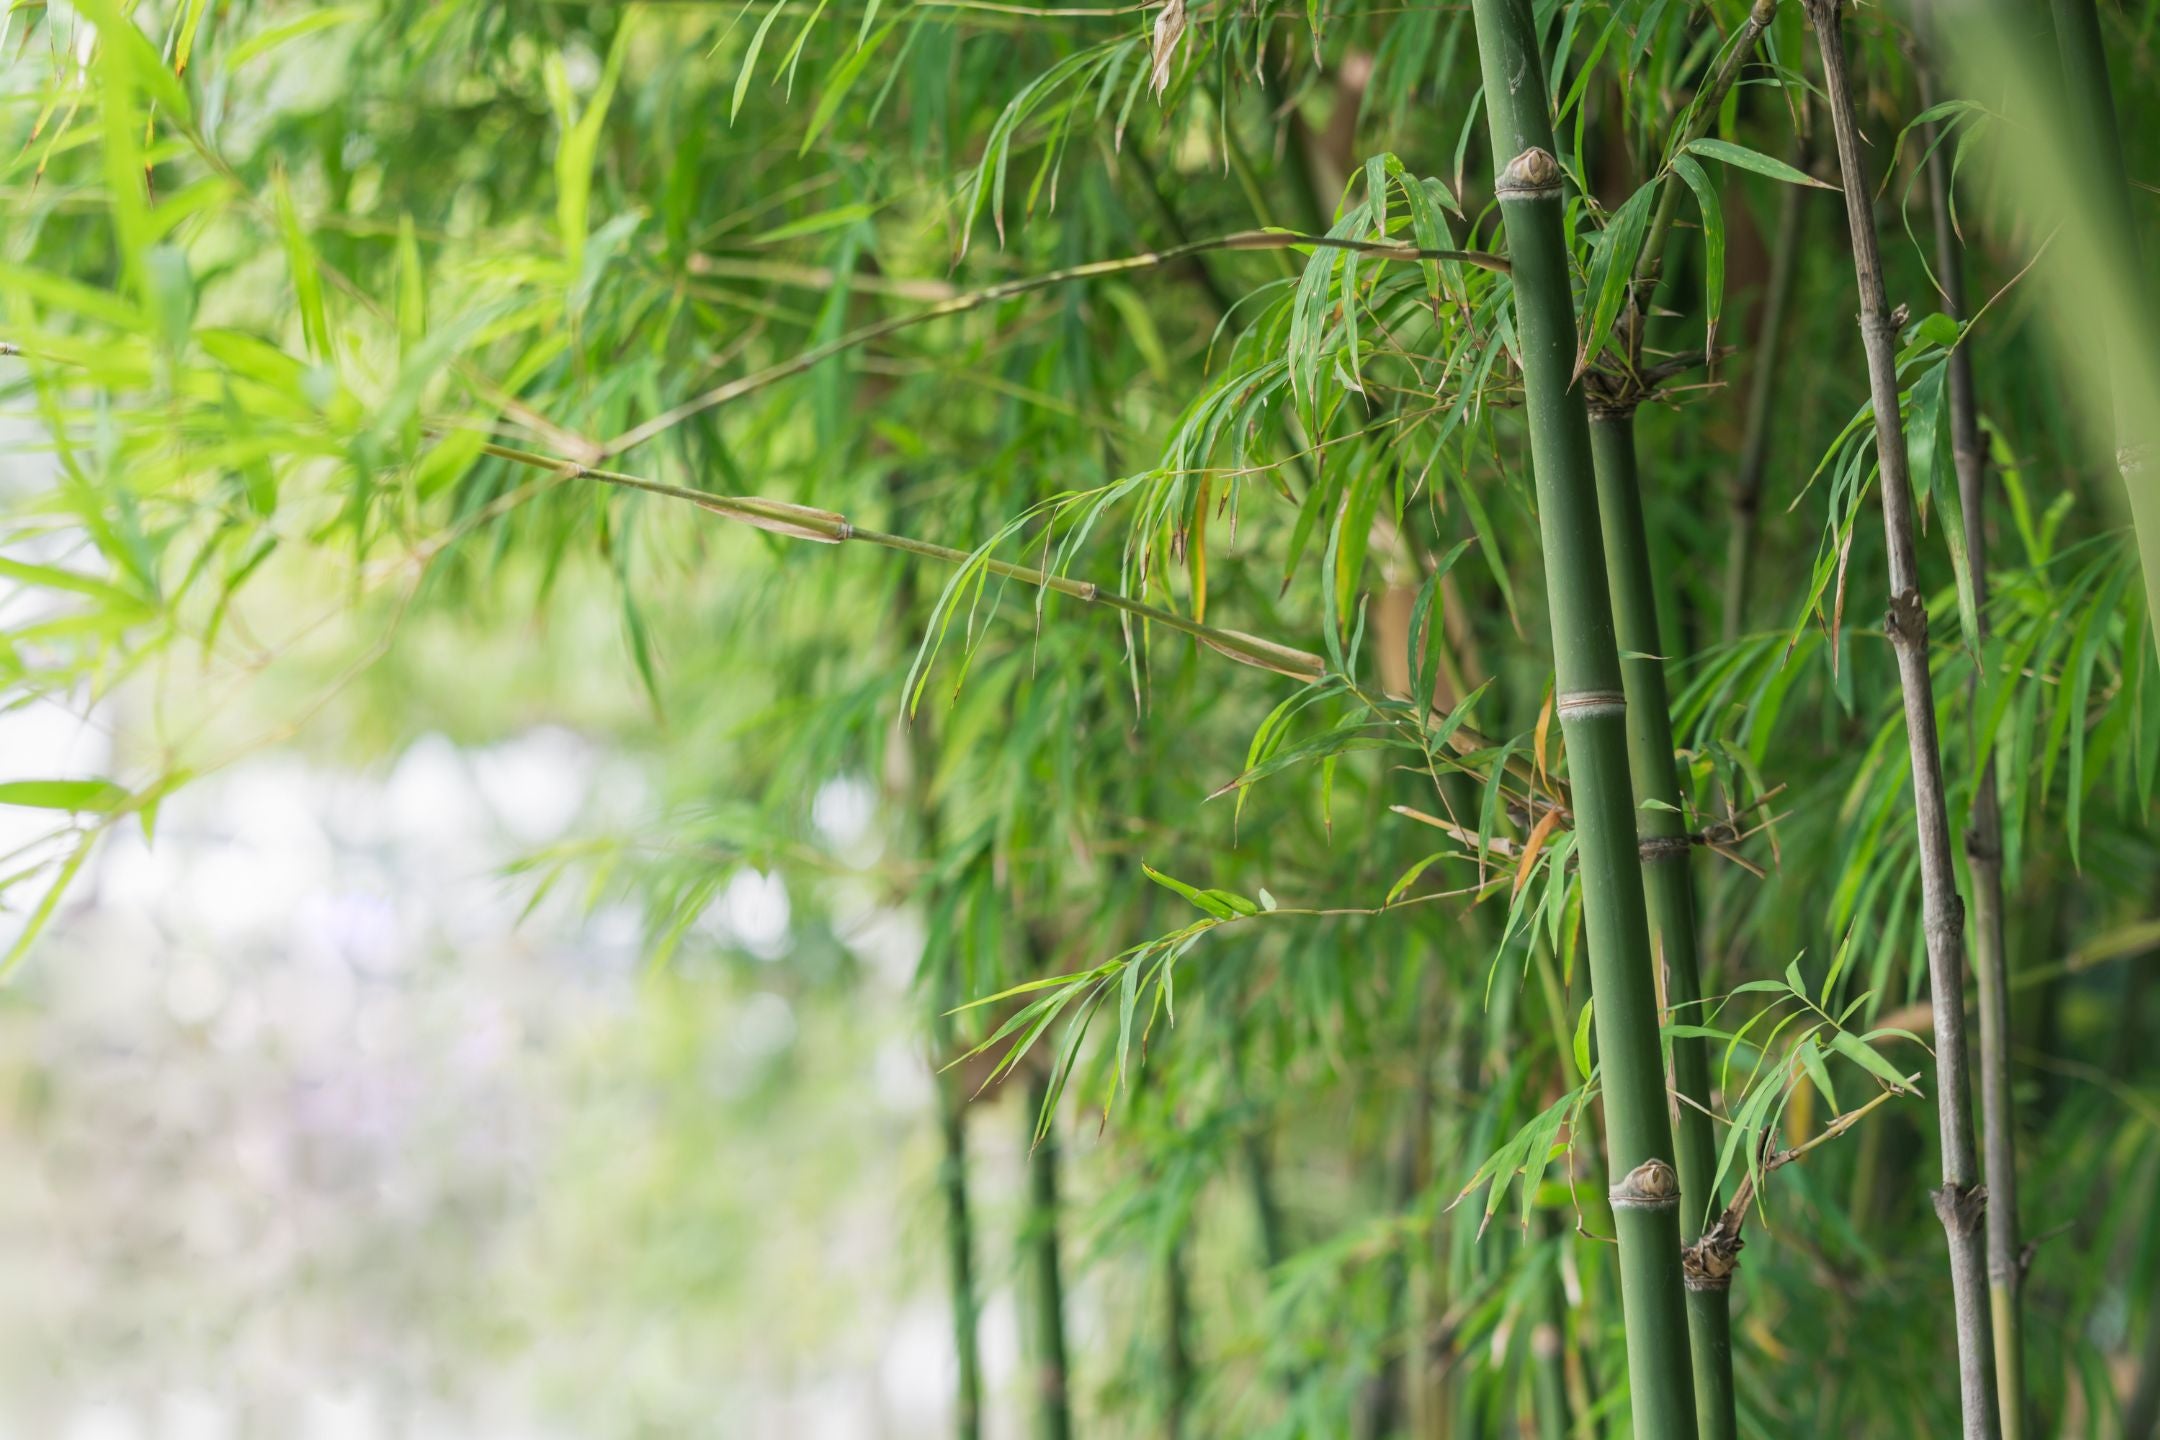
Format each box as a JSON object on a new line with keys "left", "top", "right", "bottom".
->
{"left": 1638, "top": 834, "right": 1693, "bottom": 863}
{"left": 1883, "top": 588, "right": 1928, "bottom": 648}
{"left": 1495, "top": 147, "right": 1562, "bottom": 199}
{"left": 1609, "top": 1158, "right": 1680, "bottom": 1210}
{"left": 1555, "top": 688, "right": 1627, "bottom": 720}
{"left": 1931, "top": 1182, "right": 1987, "bottom": 1238}
{"left": 1683, "top": 1208, "right": 1746, "bottom": 1288}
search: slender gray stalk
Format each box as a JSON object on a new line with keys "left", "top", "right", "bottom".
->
{"left": 1913, "top": 37, "right": 2024, "bottom": 1436}
{"left": 1804, "top": 4, "right": 1999, "bottom": 1434}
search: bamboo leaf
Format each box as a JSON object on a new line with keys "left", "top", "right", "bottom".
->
{"left": 1685, "top": 138, "right": 1840, "bottom": 189}
{"left": 0, "top": 779, "right": 129, "bottom": 812}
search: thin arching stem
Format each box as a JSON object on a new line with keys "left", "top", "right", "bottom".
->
{"left": 601, "top": 231, "right": 1507, "bottom": 459}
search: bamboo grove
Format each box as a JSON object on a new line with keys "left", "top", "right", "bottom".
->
{"left": 1, "top": 0, "right": 2158, "bottom": 1434}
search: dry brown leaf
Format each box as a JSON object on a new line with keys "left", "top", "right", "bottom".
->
{"left": 1150, "top": 0, "right": 1187, "bottom": 100}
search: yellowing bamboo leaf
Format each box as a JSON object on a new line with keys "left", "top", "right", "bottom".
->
{"left": 1512, "top": 807, "right": 1561, "bottom": 898}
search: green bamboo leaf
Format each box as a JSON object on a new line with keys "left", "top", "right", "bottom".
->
{"left": 0, "top": 779, "right": 129, "bottom": 813}
{"left": 1685, "top": 137, "right": 1840, "bottom": 190}
{"left": 1797, "top": 1034, "right": 1841, "bottom": 1113}
{"left": 1141, "top": 864, "right": 1238, "bottom": 920}
{"left": 75, "top": 0, "right": 192, "bottom": 120}
{"left": 1831, "top": 1029, "right": 1922, "bottom": 1095}
{"left": 1669, "top": 154, "right": 1724, "bottom": 356}
{"left": 801, "top": 20, "right": 895, "bottom": 155}
{"left": 1580, "top": 179, "right": 1655, "bottom": 371}
{"left": 730, "top": 1, "right": 790, "bottom": 123}
{"left": 395, "top": 215, "right": 424, "bottom": 355}
{"left": 0, "top": 836, "right": 94, "bottom": 979}
{"left": 222, "top": 4, "right": 368, "bottom": 72}
{"left": 174, "top": 0, "right": 213, "bottom": 75}
{"left": 271, "top": 166, "right": 330, "bottom": 363}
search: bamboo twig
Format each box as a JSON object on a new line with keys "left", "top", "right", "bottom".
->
{"left": 473, "top": 440, "right": 1330, "bottom": 682}
{"left": 602, "top": 231, "right": 1509, "bottom": 458}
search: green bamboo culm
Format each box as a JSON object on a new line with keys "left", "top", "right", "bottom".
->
{"left": 1466, "top": 0, "right": 1700, "bottom": 1433}
{"left": 1532, "top": 1214, "right": 1576, "bottom": 1440}
{"left": 1805, "top": 1, "right": 2001, "bottom": 1434}
{"left": 1587, "top": 412, "right": 1736, "bottom": 1440}
{"left": 1024, "top": 1070, "right": 1075, "bottom": 1440}
{"left": 2050, "top": 0, "right": 2160, "bottom": 656}
{"left": 937, "top": 1053, "right": 984, "bottom": 1440}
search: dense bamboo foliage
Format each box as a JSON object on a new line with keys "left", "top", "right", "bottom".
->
{"left": 2, "top": 0, "right": 2159, "bottom": 1435}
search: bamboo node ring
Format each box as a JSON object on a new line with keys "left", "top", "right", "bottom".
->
{"left": 1496, "top": 147, "right": 1562, "bottom": 199}
{"left": 1931, "top": 1181, "right": 1987, "bottom": 1237}
{"left": 1609, "top": 1158, "right": 1680, "bottom": 1211}
{"left": 1638, "top": 834, "right": 1693, "bottom": 863}
{"left": 1555, "top": 688, "right": 1627, "bottom": 720}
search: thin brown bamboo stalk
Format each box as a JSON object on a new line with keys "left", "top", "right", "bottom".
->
{"left": 1912, "top": 33, "right": 2025, "bottom": 1435}
{"left": 1803, "top": 3, "right": 1999, "bottom": 1433}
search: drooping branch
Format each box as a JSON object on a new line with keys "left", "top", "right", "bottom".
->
{"left": 475, "top": 440, "right": 1330, "bottom": 682}
{"left": 601, "top": 231, "right": 1509, "bottom": 459}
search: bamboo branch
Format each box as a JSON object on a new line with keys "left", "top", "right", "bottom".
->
{"left": 473, "top": 440, "right": 1330, "bottom": 682}
{"left": 1684, "top": 1084, "right": 1906, "bottom": 1286}
{"left": 602, "top": 231, "right": 1509, "bottom": 459}
{"left": 1629, "top": 0, "right": 1781, "bottom": 325}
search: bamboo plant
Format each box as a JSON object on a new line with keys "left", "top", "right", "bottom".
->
{"left": 1468, "top": 0, "right": 1700, "bottom": 1430}
{"left": 5, "top": 2, "right": 2160, "bottom": 1436}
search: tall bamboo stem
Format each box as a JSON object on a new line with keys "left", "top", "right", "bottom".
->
{"left": 1804, "top": 4, "right": 1999, "bottom": 1433}
{"left": 1588, "top": 411, "right": 1735, "bottom": 1440}
{"left": 938, "top": 1046, "right": 985, "bottom": 1440}
{"left": 1721, "top": 172, "right": 1808, "bottom": 646}
{"left": 1024, "top": 1069, "right": 1075, "bottom": 1440}
{"left": 2049, "top": 0, "right": 2160, "bottom": 657}
{"left": 1467, "top": 0, "right": 1700, "bottom": 1431}
{"left": 1164, "top": 1234, "right": 1193, "bottom": 1438}
{"left": 1913, "top": 40, "right": 2024, "bottom": 1436}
